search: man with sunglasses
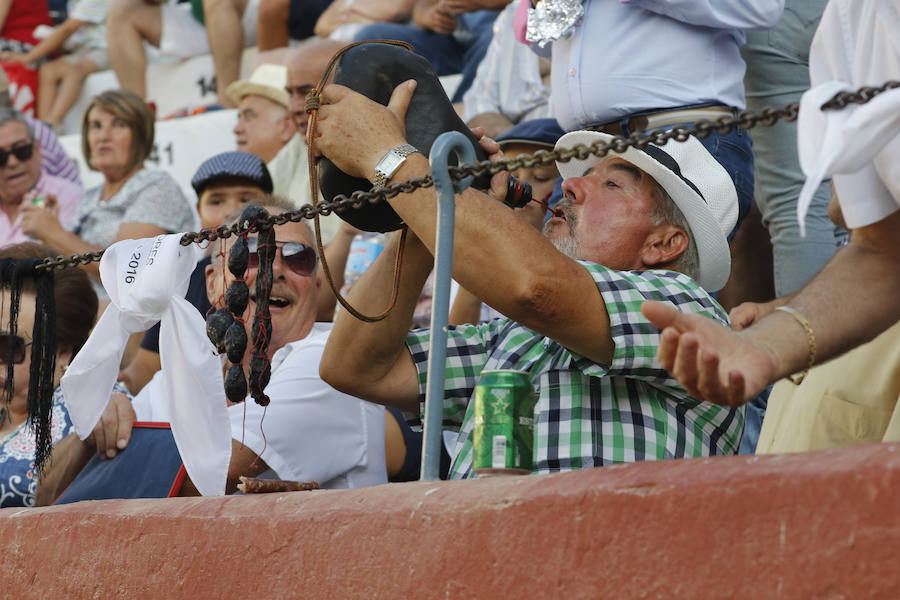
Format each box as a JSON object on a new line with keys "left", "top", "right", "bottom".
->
{"left": 0, "top": 108, "right": 83, "bottom": 247}
{"left": 188, "top": 205, "right": 387, "bottom": 492}
{"left": 38, "top": 201, "right": 389, "bottom": 500}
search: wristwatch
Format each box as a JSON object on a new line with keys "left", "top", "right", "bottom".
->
{"left": 373, "top": 144, "right": 418, "bottom": 187}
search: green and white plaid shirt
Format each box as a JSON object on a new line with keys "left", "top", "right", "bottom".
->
{"left": 406, "top": 262, "right": 743, "bottom": 479}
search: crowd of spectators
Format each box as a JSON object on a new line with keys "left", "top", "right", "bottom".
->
{"left": 0, "top": 0, "right": 896, "bottom": 508}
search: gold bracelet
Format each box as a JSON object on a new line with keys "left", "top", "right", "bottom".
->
{"left": 775, "top": 306, "right": 816, "bottom": 385}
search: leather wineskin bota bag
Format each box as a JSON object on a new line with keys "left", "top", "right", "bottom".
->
{"left": 318, "top": 42, "right": 491, "bottom": 233}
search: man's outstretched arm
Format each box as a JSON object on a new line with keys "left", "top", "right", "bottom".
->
{"left": 643, "top": 209, "right": 900, "bottom": 406}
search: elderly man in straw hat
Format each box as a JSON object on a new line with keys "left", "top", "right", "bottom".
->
{"left": 228, "top": 63, "right": 326, "bottom": 221}
{"left": 228, "top": 63, "right": 296, "bottom": 166}
{"left": 314, "top": 79, "right": 743, "bottom": 478}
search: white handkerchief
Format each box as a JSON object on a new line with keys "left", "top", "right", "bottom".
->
{"left": 61, "top": 234, "right": 231, "bottom": 496}
{"left": 796, "top": 82, "right": 900, "bottom": 235}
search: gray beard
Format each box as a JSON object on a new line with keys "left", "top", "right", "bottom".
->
{"left": 549, "top": 234, "right": 580, "bottom": 259}
{"left": 542, "top": 201, "right": 580, "bottom": 259}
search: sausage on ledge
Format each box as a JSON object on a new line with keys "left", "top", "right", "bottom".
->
{"left": 237, "top": 476, "right": 321, "bottom": 494}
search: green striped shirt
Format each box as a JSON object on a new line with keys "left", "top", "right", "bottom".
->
{"left": 406, "top": 263, "right": 743, "bottom": 479}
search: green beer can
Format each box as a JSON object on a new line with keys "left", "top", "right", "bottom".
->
{"left": 473, "top": 369, "right": 535, "bottom": 476}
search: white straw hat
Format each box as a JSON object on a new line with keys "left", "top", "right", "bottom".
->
{"left": 555, "top": 131, "right": 738, "bottom": 291}
{"left": 225, "top": 64, "right": 289, "bottom": 108}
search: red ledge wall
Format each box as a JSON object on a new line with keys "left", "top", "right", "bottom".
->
{"left": 1, "top": 442, "right": 899, "bottom": 598}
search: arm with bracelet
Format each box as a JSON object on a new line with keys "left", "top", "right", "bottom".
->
{"left": 644, "top": 210, "right": 900, "bottom": 407}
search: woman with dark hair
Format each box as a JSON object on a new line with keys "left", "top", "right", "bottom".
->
{"left": 0, "top": 242, "right": 98, "bottom": 507}
{"left": 20, "top": 89, "right": 195, "bottom": 282}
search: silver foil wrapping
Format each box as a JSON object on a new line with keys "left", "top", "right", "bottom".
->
{"left": 525, "top": 0, "right": 584, "bottom": 48}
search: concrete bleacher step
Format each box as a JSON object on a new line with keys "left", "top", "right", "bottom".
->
{"left": 59, "top": 46, "right": 462, "bottom": 204}
{"left": 60, "top": 47, "right": 260, "bottom": 136}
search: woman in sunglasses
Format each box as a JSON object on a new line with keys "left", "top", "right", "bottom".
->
{"left": 0, "top": 108, "right": 84, "bottom": 248}
{"left": 20, "top": 90, "right": 195, "bottom": 283}
{"left": 0, "top": 242, "right": 98, "bottom": 507}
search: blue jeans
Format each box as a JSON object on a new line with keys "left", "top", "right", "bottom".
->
{"left": 738, "top": 388, "right": 770, "bottom": 455}
{"left": 742, "top": 0, "right": 842, "bottom": 297}
{"left": 288, "top": 0, "right": 333, "bottom": 40}
{"left": 696, "top": 126, "right": 754, "bottom": 241}
{"left": 354, "top": 12, "right": 496, "bottom": 103}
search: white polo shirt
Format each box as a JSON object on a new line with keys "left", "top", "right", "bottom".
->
{"left": 133, "top": 322, "right": 387, "bottom": 489}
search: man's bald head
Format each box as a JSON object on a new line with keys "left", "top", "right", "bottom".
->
{"left": 286, "top": 40, "right": 346, "bottom": 136}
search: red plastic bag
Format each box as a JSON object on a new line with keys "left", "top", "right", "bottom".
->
{"left": 1, "top": 62, "right": 39, "bottom": 116}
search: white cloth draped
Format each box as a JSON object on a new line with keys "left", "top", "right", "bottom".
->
{"left": 796, "top": 0, "right": 900, "bottom": 234}
{"left": 61, "top": 234, "right": 231, "bottom": 496}
{"left": 796, "top": 83, "right": 900, "bottom": 236}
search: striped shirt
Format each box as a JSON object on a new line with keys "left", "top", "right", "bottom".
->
{"left": 461, "top": 2, "right": 550, "bottom": 124}
{"left": 27, "top": 116, "right": 81, "bottom": 185}
{"left": 406, "top": 262, "right": 743, "bottom": 479}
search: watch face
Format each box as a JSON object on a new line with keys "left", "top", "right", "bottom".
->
{"left": 377, "top": 152, "right": 406, "bottom": 177}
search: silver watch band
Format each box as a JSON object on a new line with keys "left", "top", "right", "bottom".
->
{"left": 373, "top": 143, "right": 418, "bottom": 187}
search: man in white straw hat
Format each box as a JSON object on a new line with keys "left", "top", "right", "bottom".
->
{"left": 228, "top": 62, "right": 316, "bottom": 218}
{"left": 312, "top": 78, "right": 743, "bottom": 478}
{"left": 643, "top": 0, "right": 900, "bottom": 410}
{"left": 228, "top": 63, "right": 296, "bottom": 165}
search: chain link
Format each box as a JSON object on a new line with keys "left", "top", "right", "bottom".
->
{"left": 31, "top": 80, "right": 897, "bottom": 272}
{"left": 819, "top": 80, "right": 900, "bottom": 110}
{"left": 36, "top": 250, "right": 106, "bottom": 272}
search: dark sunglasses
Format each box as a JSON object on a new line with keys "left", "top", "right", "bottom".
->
{"left": 0, "top": 333, "right": 33, "bottom": 365}
{"left": 247, "top": 237, "right": 317, "bottom": 277}
{"left": 0, "top": 142, "right": 35, "bottom": 168}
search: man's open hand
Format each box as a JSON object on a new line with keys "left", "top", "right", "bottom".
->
{"left": 642, "top": 301, "right": 777, "bottom": 407}
{"left": 20, "top": 195, "right": 64, "bottom": 241}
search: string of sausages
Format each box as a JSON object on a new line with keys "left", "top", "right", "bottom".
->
{"left": 205, "top": 205, "right": 275, "bottom": 406}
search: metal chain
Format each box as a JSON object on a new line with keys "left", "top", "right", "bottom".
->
{"left": 32, "top": 80, "right": 898, "bottom": 272}
{"left": 819, "top": 80, "right": 900, "bottom": 111}
{"left": 35, "top": 250, "right": 106, "bottom": 272}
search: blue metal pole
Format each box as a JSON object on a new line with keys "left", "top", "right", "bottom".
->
{"left": 420, "top": 131, "right": 477, "bottom": 480}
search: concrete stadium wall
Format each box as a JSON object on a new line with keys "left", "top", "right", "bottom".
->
{"left": 1, "top": 442, "right": 898, "bottom": 598}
